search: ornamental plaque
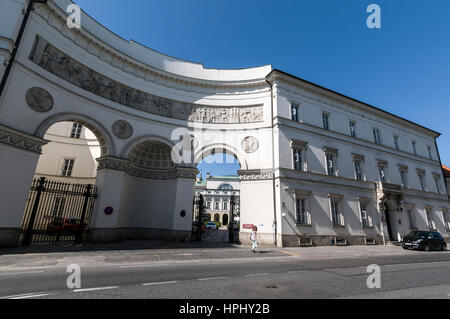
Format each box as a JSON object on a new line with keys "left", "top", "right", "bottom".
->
{"left": 242, "top": 136, "right": 259, "bottom": 153}
{"left": 25, "top": 87, "right": 54, "bottom": 113}
{"left": 112, "top": 120, "right": 133, "bottom": 139}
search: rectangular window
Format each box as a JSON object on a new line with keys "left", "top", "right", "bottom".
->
{"left": 223, "top": 202, "right": 228, "bottom": 211}
{"left": 354, "top": 160, "right": 363, "bottom": 181}
{"left": 330, "top": 199, "right": 343, "bottom": 226}
{"left": 296, "top": 198, "right": 308, "bottom": 225}
{"left": 378, "top": 165, "right": 386, "bottom": 183}
{"left": 61, "top": 159, "right": 75, "bottom": 177}
{"left": 293, "top": 148, "right": 303, "bottom": 171}
{"left": 373, "top": 129, "right": 382, "bottom": 145}
{"left": 407, "top": 209, "right": 415, "bottom": 229}
{"left": 418, "top": 174, "right": 426, "bottom": 191}
{"left": 412, "top": 141, "right": 417, "bottom": 155}
{"left": 349, "top": 121, "right": 356, "bottom": 137}
{"left": 52, "top": 197, "right": 66, "bottom": 217}
{"left": 214, "top": 202, "right": 220, "bottom": 210}
{"left": 427, "top": 146, "right": 433, "bottom": 160}
{"left": 70, "top": 123, "right": 83, "bottom": 139}
{"left": 207, "top": 202, "right": 211, "bottom": 209}
{"left": 434, "top": 175, "right": 442, "bottom": 194}
{"left": 426, "top": 208, "right": 435, "bottom": 231}
{"left": 326, "top": 154, "right": 336, "bottom": 176}
{"left": 291, "top": 104, "right": 299, "bottom": 121}
{"left": 360, "top": 202, "right": 372, "bottom": 228}
{"left": 444, "top": 211, "right": 450, "bottom": 231}
{"left": 323, "top": 113, "right": 330, "bottom": 131}
{"left": 399, "top": 169, "right": 408, "bottom": 187}
{"left": 394, "top": 135, "right": 400, "bottom": 150}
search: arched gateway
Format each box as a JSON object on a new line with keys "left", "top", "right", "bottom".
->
{"left": 1, "top": 1, "right": 449, "bottom": 247}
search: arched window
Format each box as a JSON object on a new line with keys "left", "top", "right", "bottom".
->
{"left": 214, "top": 214, "right": 220, "bottom": 222}
{"left": 218, "top": 184, "right": 233, "bottom": 190}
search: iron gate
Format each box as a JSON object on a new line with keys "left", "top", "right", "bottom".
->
{"left": 20, "top": 177, "right": 97, "bottom": 246}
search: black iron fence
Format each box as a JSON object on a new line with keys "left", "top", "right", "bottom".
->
{"left": 20, "top": 177, "right": 97, "bottom": 246}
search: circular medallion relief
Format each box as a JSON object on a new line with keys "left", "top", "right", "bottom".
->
{"left": 25, "top": 87, "right": 54, "bottom": 113}
{"left": 112, "top": 120, "right": 133, "bottom": 139}
{"left": 242, "top": 136, "right": 259, "bottom": 153}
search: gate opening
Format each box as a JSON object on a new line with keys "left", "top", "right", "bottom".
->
{"left": 20, "top": 121, "right": 102, "bottom": 245}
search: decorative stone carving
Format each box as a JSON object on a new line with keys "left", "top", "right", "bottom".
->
{"left": 242, "top": 136, "right": 259, "bottom": 153}
{"left": 0, "top": 125, "right": 48, "bottom": 154}
{"left": 112, "top": 120, "right": 133, "bottom": 139}
{"left": 29, "top": 36, "right": 264, "bottom": 124}
{"left": 25, "top": 87, "right": 54, "bottom": 113}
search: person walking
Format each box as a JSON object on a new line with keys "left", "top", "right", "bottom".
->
{"left": 250, "top": 225, "right": 258, "bottom": 253}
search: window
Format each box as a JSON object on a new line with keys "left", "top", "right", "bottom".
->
{"left": 326, "top": 154, "right": 336, "bottom": 176}
{"left": 433, "top": 175, "right": 442, "bottom": 194}
{"left": 417, "top": 170, "right": 426, "bottom": 191}
{"left": 291, "top": 104, "right": 300, "bottom": 121}
{"left": 425, "top": 207, "right": 435, "bottom": 231}
{"left": 218, "top": 184, "right": 233, "bottom": 190}
{"left": 443, "top": 210, "right": 450, "bottom": 231}
{"left": 52, "top": 197, "right": 65, "bottom": 217}
{"left": 349, "top": 121, "right": 356, "bottom": 137}
{"left": 427, "top": 146, "right": 433, "bottom": 160}
{"left": 223, "top": 202, "right": 228, "bottom": 211}
{"left": 330, "top": 198, "right": 344, "bottom": 226}
{"left": 70, "top": 123, "right": 83, "bottom": 139}
{"left": 406, "top": 208, "right": 415, "bottom": 229}
{"left": 378, "top": 165, "right": 387, "bottom": 183}
{"left": 394, "top": 135, "right": 400, "bottom": 150}
{"left": 373, "top": 128, "right": 382, "bottom": 145}
{"left": 322, "top": 113, "right": 330, "bottom": 131}
{"left": 359, "top": 201, "right": 373, "bottom": 228}
{"left": 61, "top": 159, "right": 75, "bottom": 177}
{"left": 293, "top": 148, "right": 303, "bottom": 171}
{"left": 412, "top": 141, "right": 417, "bottom": 155}
{"left": 400, "top": 169, "right": 408, "bottom": 187}
{"left": 207, "top": 202, "right": 211, "bottom": 210}
{"left": 214, "top": 201, "right": 220, "bottom": 210}
{"left": 354, "top": 160, "right": 363, "bottom": 181}
{"left": 295, "top": 198, "right": 308, "bottom": 225}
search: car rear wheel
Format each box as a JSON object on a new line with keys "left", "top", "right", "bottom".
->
{"left": 442, "top": 244, "right": 447, "bottom": 251}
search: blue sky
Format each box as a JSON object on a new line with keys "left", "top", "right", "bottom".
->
{"left": 74, "top": 0, "right": 450, "bottom": 177}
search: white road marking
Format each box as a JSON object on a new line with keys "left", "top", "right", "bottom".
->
{"left": 142, "top": 281, "right": 178, "bottom": 286}
{"left": 287, "top": 270, "right": 307, "bottom": 274}
{"left": 197, "top": 276, "right": 227, "bottom": 281}
{"left": 73, "top": 286, "right": 118, "bottom": 293}
{"left": 0, "top": 271, "right": 45, "bottom": 277}
{"left": 8, "top": 293, "right": 52, "bottom": 299}
{"left": 245, "top": 273, "right": 269, "bottom": 277}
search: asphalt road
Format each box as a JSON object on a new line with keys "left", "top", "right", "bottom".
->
{"left": 1, "top": 244, "right": 450, "bottom": 299}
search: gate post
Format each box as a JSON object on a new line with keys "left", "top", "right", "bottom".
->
{"left": 23, "top": 177, "right": 46, "bottom": 246}
{"left": 75, "top": 184, "right": 94, "bottom": 244}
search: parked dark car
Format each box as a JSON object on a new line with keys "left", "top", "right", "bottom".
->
{"left": 401, "top": 231, "right": 447, "bottom": 251}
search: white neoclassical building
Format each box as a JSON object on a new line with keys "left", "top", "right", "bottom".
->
{"left": 0, "top": 0, "right": 449, "bottom": 247}
{"left": 194, "top": 174, "right": 240, "bottom": 227}
{"left": 34, "top": 121, "right": 101, "bottom": 184}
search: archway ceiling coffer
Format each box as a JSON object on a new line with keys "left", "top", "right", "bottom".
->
{"left": 29, "top": 36, "right": 264, "bottom": 124}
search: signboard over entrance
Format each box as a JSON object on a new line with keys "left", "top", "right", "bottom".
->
{"left": 243, "top": 224, "right": 254, "bottom": 229}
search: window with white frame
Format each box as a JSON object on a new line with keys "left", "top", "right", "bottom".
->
{"left": 406, "top": 207, "right": 416, "bottom": 229}
{"left": 52, "top": 197, "right": 65, "bottom": 217}
{"left": 207, "top": 201, "right": 211, "bottom": 209}
{"left": 359, "top": 200, "right": 373, "bottom": 228}
{"left": 417, "top": 169, "right": 426, "bottom": 191}
{"left": 349, "top": 121, "right": 356, "bottom": 137}
{"left": 394, "top": 135, "right": 400, "bottom": 150}
{"left": 223, "top": 201, "right": 228, "bottom": 211}
{"left": 427, "top": 146, "right": 433, "bottom": 159}
{"left": 324, "top": 147, "right": 338, "bottom": 176}
{"left": 70, "top": 123, "right": 83, "bottom": 139}
{"left": 322, "top": 112, "right": 330, "bottom": 131}
{"left": 398, "top": 165, "right": 408, "bottom": 188}
{"left": 214, "top": 200, "right": 220, "bottom": 210}
{"left": 352, "top": 154, "right": 365, "bottom": 181}
{"left": 377, "top": 160, "right": 388, "bottom": 183}
{"left": 412, "top": 141, "right": 417, "bottom": 155}
{"left": 291, "top": 103, "right": 300, "bottom": 121}
{"left": 61, "top": 159, "right": 75, "bottom": 177}
{"left": 425, "top": 207, "right": 435, "bottom": 231}
{"left": 290, "top": 139, "right": 308, "bottom": 172}
{"left": 373, "top": 128, "right": 382, "bottom": 145}
{"left": 433, "top": 174, "right": 442, "bottom": 194}
{"left": 329, "top": 195, "right": 344, "bottom": 227}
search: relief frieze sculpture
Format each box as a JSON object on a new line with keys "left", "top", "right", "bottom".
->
{"left": 29, "top": 36, "right": 264, "bottom": 124}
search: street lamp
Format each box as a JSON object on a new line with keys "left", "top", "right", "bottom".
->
{"left": 194, "top": 194, "right": 204, "bottom": 241}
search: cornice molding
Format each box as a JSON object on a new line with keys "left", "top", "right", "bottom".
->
{"left": 238, "top": 169, "right": 274, "bottom": 181}
{"left": 33, "top": 3, "right": 269, "bottom": 94}
{"left": 0, "top": 125, "right": 48, "bottom": 154}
